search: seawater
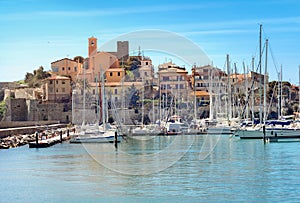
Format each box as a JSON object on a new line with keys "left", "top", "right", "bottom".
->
{"left": 0, "top": 135, "right": 300, "bottom": 202}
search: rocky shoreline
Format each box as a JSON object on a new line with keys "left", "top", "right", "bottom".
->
{"left": 0, "top": 127, "right": 73, "bottom": 149}
{"left": 0, "top": 133, "right": 37, "bottom": 149}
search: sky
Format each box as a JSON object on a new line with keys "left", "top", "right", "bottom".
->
{"left": 0, "top": 0, "right": 300, "bottom": 84}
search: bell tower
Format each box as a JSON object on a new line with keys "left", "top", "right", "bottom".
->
{"left": 88, "top": 36, "right": 97, "bottom": 57}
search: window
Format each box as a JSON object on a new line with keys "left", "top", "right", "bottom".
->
{"left": 56, "top": 80, "right": 58, "bottom": 84}
{"left": 146, "top": 61, "right": 149, "bottom": 65}
{"left": 115, "top": 97, "right": 118, "bottom": 102}
{"left": 56, "top": 88, "right": 58, "bottom": 92}
{"left": 62, "top": 80, "right": 65, "bottom": 84}
{"left": 162, "top": 76, "right": 169, "bottom": 81}
{"left": 68, "top": 67, "right": 71, "bottom": 70}
{"left": 50, "top": 80, "right": 53, "bottom": 85}
{"left": 180, "top": 84, "right": 184, "bottom": 89}
{"left": 110, "top": 72, "right": 113, "bottom": 77}
{"left": 118, "top": 72, "right": 120, "bottom": 76}
{"left": 49, "top": 87, "right": 53, "bottom": 92}
{"left": 52, "top": 67, "right": 59, "bottom": 72}
{"left": 74, "top": 66, "right": 77, "bottom": 71}
{"left": 145, "top": 72, "right": 148, "bottom": 76}
{"left": 93, "top": 89, "right": 95, "bottom": 95}
{"left": 62, "top": 88, "right": 65, "bottom": 92}
{"left": 62, "top": 67, "right": 65, "bottom": 71}
{"left": 115, "top": 89, "right": 118, "bottom": 94}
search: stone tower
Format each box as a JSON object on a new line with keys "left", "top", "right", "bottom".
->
{"left": 117, "top": 41, "right": 129, "bottom": 61}
{"left": 88, "top": 37, "right": 97, "bottom": 57}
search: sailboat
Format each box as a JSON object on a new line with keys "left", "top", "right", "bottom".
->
{"left": 237, "top": 26, "right": 300, "bottom": 140}
{"left": 70, "top": 65, "right": 122, "bottom": 143}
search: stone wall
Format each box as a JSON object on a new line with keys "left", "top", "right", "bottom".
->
{"left": 0, "top": 121, "right": 60, "bottom": 129}
{"left": 4, "top": 98, "right": 28, "bottom": 121}
{"left": 4, "top": 98, "right": 72, "bottom": 123}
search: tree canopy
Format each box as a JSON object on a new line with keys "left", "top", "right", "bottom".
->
{"left": 24, "top": 66, "right": 51, "bottom": 87}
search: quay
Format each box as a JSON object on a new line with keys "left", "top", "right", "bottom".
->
{"left": 29, "top": 130, "right": 71, "bottom": 148}
{"left": 0, "top": 122, "right": 68, "bottom": 138}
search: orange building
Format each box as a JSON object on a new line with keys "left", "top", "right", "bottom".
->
{"left": 84, "top": 36, "right": 123, "bottom": 84}
{"left": 51, "top": 57, "right": 83, "bottom": 82}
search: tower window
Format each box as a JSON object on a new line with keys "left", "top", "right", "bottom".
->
{"left": 110, "top": 72, "right": 113, "bottom": 77}
{"left": 62, "top": 67, "right": 65, "bottom": 71}
{"left": 118, "top": 72, "right": 121, "bottom": 76}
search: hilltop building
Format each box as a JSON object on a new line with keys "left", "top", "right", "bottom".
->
{"left": 51, "top": 57, "right": 84, "bottom": 82}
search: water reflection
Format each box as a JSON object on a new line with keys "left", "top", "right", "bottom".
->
{"left": 0, "top": 136, "right": 300, "bottom": 202}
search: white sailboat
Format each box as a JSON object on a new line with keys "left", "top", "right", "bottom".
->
{"left": 71, "top": 65, "right": 121, "bottom": 143}
{"left": 237, "top": 27, "right": 300, "bottom": 139}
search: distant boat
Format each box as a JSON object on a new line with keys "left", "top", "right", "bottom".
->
{"left": 237, "top": 121, "right": 300, "bottom": 139}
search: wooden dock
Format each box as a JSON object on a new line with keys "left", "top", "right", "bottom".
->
{"left": 29, "top": 130, "right": 71, "bottom": 148}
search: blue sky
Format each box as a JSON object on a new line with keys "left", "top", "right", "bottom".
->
{"left": 1, "top": 0, "right": 300, "bottom": 84}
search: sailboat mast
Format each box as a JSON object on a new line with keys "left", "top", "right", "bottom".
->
{"left": 243, "top": 62, "right": 249, "bottom": 120}
{"left": 278, "top": 71, "right": 281, "bottom": 119}
{"left": 193, "top": 66, "right": 197, "bottom": 121}
{"left": 226, "top": 54, "right": 232, "bottom": 120}
{"left": 209, "top": 69, "right": 213, "bottom": 120}
{"left": 142, "top": 76, "right": 144, "bottom": 126}
{"left": 259, "top": 24, "right": 263, "bottom": 125}
{"left": 251, "top": 57, "right": 255, "bottom": 123}
{"left": 299, "top": 66, "right": 300, "bottom": 115}
{"left": 263, "top": 39, "right": 268, "bottom": 124}
{"left": 96, "top": 73, "right": 100, "bottom": 124}
{"left": 122, "top": 57, "right": 125, "bottom": 125}
{"left": 159, "top": 72, "right": 162, "bottom": 125}
{"left": 100, "top": 65, "right": 106, "bottom": 130}
{"left": 83, "top": 61, "right": 86, "bottom": 125}
{"left": 280, "top": 65, "right": 283, "bottom": 118}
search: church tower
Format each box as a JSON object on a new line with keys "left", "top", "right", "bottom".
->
{"left": 88, "top": 37, "right": 97, "bottom": 57}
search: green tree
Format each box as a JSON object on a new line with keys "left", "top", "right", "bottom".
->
{"left": 24, "top": 66, "right": 50, "bottom": 87}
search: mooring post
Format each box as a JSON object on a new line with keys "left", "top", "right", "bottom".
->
{"left": 60, "top": 131, "right": 63, "bottom": 142}
{"left": 114, "top": 131, "right": 118, "bottom": 148}
{"left": 263, "top": 125, "right": 266, "bottom": 144}
{"left": 35, "top": 132, "right": 38, "bottom": 145}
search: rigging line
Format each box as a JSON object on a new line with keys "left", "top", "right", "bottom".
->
{"left": 268, "top": 43, "right": 279, "bottom": 75}
{"left": 240, "top": 42, "right": 266, "bottom": 118}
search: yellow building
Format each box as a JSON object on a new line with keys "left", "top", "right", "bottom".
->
{"left": 42, "top": 75, "right": 71, "bottom": 102}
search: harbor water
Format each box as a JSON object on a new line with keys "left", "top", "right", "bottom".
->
{"left": 0, "top": 135, "right": 300, "bottom": 202}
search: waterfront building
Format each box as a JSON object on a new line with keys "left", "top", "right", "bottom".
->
{"left": 42, "top": 75, "right": 71, "bottom": 103}
{"left": 158, "top": 61, "right": 190, "bottom": 101}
